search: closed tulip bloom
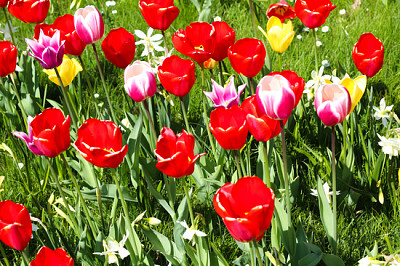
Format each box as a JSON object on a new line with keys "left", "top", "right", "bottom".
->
{"left": 204, "top": 76, "right": 246, "bottom": 108}
{"left": 295, "top": 0, "right": 336, "bottom": 29}
{"left": 74, "top": 119, "right": 128, "bottom": 168}
{"left": 8, "top": 0, "right": 50, "bottom": 24}
{"left": 124, "top": 61, "right": 157, "bottom": 102}
{"left": 155, "top": 127, "right": 205, "bottom": 178}
{"left": 12, "top": 116, "right": 44, "bottom": 156}
{"left": 25, "top": 30, "right": 65, "bottom": 69}
{"left": 228, "top": 38, "right": 266, "bottom": 78}
{"left": 30, "top": 108, "right": 71, "bottom": 158}
{"left": 209, "top": 106, "right": 248, "bottom": 150}
{"left": 31, "top": 247, "right": 73, "bottom": 266}
{"left": 211, "top": 21, "right": 235, "bottom": 62}
{"left": 256, "top": 74, "right": 295, "bottom": 120}
{"left": 139, "top": 0, "right": 179, "bottom": 31}
{"left": 0, "top": 200, "right": 32, "bottom": 251}
{"left": 314, "top": 84, "right": 351, "bottom": 127}
{"left": 352, "top": 33, "right": 384, "bottom": 78}
{"left": 203, "top": 58, "right": 218, "bottom": 69}
{"left": 43, "top": 55, "right": 82, "bottom": 86}
{"left": 0, "top": 0, "right": 8, "bottom": 8}
{"left": 260, "top": 16, "right": 294, "bottom": 54}
{"left": 74, "top": 5, "right": 104, "bottom": 45}
{"left": 172, "top": 22, "right": 216, "bottom": 65}
{"left": 0, "top": 41, "right": 17, "bottom": 77}
{"left": 34, "top": 14, "right": 86, "bottom": 56}
{"left": 267, "top": 1, "right": 296, "bottom": 23}
{"left": 268, "top": 70, "right": 305, "bottom": 106}
{"left": 213, "top": 176, "right": 275, "bottom": 242}
{"left": 158, "top": 55, "right": 195, "bottom": 98}
{"left": 101, "top": 28, "right": 135, "bottom": 69}
{"left": 241, "top": 96, "right": 282, "bottom": 142}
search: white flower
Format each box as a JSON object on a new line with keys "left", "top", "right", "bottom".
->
{"left": 0, "top": 23, "right": 19, "bottom": 41}
{"left": 145, "top": 217, "right": 161, "bottom": 226}
{"left": 214, "top": 16, "right": 221, "bottom": 22}
{"left": 321, "top": 60, "right": 329, "bottom": 67}
{"left": 339, "top": 9, "right": 346, "bottom": 15}
{"left": 151, "top": 47, "right": 174, "bottom": 73}
{"left": 302, "top": 27, "right": 309, "bottom": 32}
{"left": 377, "top": 134, "right": 400, "bottom": 159}
{"left": 373, "top": 98, "right": 393, "bottom": 128}
{"left": 296, "top": 34, "right": 302, "bottom": 40}
{"left": 322, "top": 26, "right": 329, "bottom": 33}
{"left": 94, "top": 93, "right": 99, "bottom": 98}
{"left": 94, "top": 233, "right": 130, "bottom": 266}
{"left": 316, "top": 41, "right": 322, "bottom": 47}
{"left": 177, "top": 221, "right": 207, "bottom": 245}
{"left": 0, "top": 176, "right": 4, "bottom": 193}
{"left": 135, "top": 28, "right": 164, "bottom": 57}
{"left": 315, "top": 27, "right": 319, "bottom": 31}
{"left": 18, "top": 163, "right": 24, "bottom": 169}
{"left": 304, "top": 66, "right": 331, "bottom": 100}
{"left": 310, "top": 182, "right": 339, "bottom": 204}
{"left": 105, "top": 1, "right": 116, "bottom": 7}
{"left": 120, "top": 118, "right": 130, "bottom": 130}
{"left": 112, "top": 10, "right": 117, "bottom": 14}
{"left": 40, "top": 180, "right": 44, "bottom": 186}
{"left": 358, "top": 256, "right": 382, "bottom": 266}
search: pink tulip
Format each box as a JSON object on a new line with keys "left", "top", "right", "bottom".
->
{"left": 124, "top": 61, "right": 157, "bottom": 102}
{"left": 256, "top": 74, "right": 295, "bottom": 120}
{"left": 314, "top": 84, "right": 351, "bottom": 127}
{"left": 74, "top": 6, "right": 104, "bottom": 45}
{"left": 204, "top": 76, "right": 246, "bottom": 108}
{"left": 11, "top": 116, "right": 44, "bottom": 156}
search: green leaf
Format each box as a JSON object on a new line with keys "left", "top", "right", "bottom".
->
{"left": 298, "top": 253, "right": 322, "bottom": 266}
{"left": 372, "top": 152, "right": 385, "bottom": 185}
{"left": 317, "top": 178, "right": 336, "bottom": 253}
{"left": 321, "top": 254, "right": 345, "bottom": 266}
{"left": 274, "top": 199, "right": 296, "bottom": 256}
{"left": 80, "top": 184, "right": 137, "bottom": 202}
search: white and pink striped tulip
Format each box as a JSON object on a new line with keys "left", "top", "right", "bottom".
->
{"left": 74, "top": 6, "right": 104, "bottom": 45}
{"left": 124, "top": 61, "right": 157, "bottom": 102}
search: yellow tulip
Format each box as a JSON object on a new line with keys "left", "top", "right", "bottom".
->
{"left": 43, "top": 55, "right": 82, "bottom": 86}
{"left": 259, "top": 16, "right": 294, "bottom": 54}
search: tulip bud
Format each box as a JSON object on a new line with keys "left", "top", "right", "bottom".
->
{"left": 124, "top": 61, "right": 157, "bottom": 102}
{"left": 74, "top": 5, "right": 104, "bottom": 45}
{"left": 352, "top": 33, "right": 384, "bottom": 78}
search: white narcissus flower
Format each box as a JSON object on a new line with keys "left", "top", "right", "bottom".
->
{"left": 358, "top": 255, "right": 383, "bottom": 266}
{"left": 373, "top": 98, "right": 393, "bottom": 128}
{"left": 0, "top": 23, "right": 19, "bottom": 41}
{"left": 177, "top": 221, "right": 207, "bottom": 245}
{"left": 93, "top": 232, "right": 130, "bottom": 266}
{"left": 310, "top": 182, "right": 340, "bottom": 204}
{"left": 135, "top": 28, "right": 164, "bottom": 57}
{"left": 377, "top": 134, "right": 400, "bottom": 159}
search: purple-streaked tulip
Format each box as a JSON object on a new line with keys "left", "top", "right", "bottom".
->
{"left": 124, "top": 61, "right": 157, "bottom": 102}
{"left": 204, "top": 77, "right": 246, "bottom": 108}
{"left": 11, "top": 116, "right": 44, "bottom": 156}
{"left": 314, "top": 84, "right": 351, "bottom": 127}
{"left": 25, "top": 30, "right": 65, "bottom": 69}
{"left": 74, "top": 5, "right": 104, "bottom": 45}
{"left": 256, "top": 74, "right": 295, "bottom": 120}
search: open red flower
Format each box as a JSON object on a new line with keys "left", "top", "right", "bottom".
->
{"left": 211, "top": 21, "right": 235, "bottom": 62}
{"left": 139, "top": 0, "right": 179, "bottom": 31}
{"left": 34, "top": 14, "right": 86, "bottom": 56}
{"left": 213, "top": 176, "right": 275, "bottom": 242}
{"left": 74, "top": 119, "right": 128, "bottom": 168}
{"left": 8, "top": 0, "right": 50, "bottom": 24}
{"left": 158, "top": 55, "right": 195, "bottom": 98}
{"left": 172, "top": 22, "right": 216, "bottom": 65}
{"left": 352, "top": 33, "right": 384, "bottom": 78}
{"left": 241, "top": 96, "right": 283, "bottom": 142}
{"left": 209, "top": 106, "right": 248, "bottom": 150}
{"left": 155, "top": 127, "right": 205, "bottom": 178}
{"left": 30, "top": 108, "right": 70, "bottom": 158}
{"left": 101, "top": 28, "right": 135, "bottom": 69}
{"left": 228, "top": 38, "right": 266, "bottom": 78}
{"left": 295, "top": 0, "right": 336, "bottom": 29}
{"left": 268, "top": 70, "right": 305, "bottom": 106}
{"left": 31, "top": 247, "right": 74, "bottom": 266}
{"left": 0, "top": 41, "right": 17, "bottom": 77}
{"left": 0, "top": 200, "right": 32, "bottom": 251}
{"left": 267, "top": 1, "right": 296, "bottom": 23}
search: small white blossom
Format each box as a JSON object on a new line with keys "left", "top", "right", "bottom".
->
{"left": 302, "top": 27, "right": 309, "bottom": 32}
{"left": 214, "top": 16, "right": 221, "bottom": 22}
{"left": 0, "top": 23, "right": 19, "bottom": 41}
{"left": 94, "top": 233, "right": 130, "bottom": 266}
{"left": 135, "top": 28, "right": 164, "bottom": 57}
{"left": 18, "top": 163, "right": 24, "bottom": 169}
{"left": 105, "top": 1, "right": 116, "bottom": 7}
{"left": 373, "top": 98, "right": 393, "bottom": 128}
{"left": 112, "top": 10, "right": 117, "bottom": 14}
{"left": 310, "top": 182, "right": 340, "bottom": 204}
{"left": 296, "top": 34, "right": 302, "bottom": 40}
{"left": 321, "top": 60, "right": 329, "bottom": 67}
{"left": 120, "top": 118, "right": 130, "bottom": 130}
{"left": 339, "top": 9, "right": 346, "bottom": 15}
{"left": 316, "top": 41, "right": 322, "bottom": 47}
{"left": 377, "top": 134, "right": 400, "bottom": 159}
{"left": 177, "top": 221, "right": 207, "bottom": 245}
{"left": 94, "top": 93, "right": 99, "bottom": 98}
{"left": 322, "top": 26, "right": 329, "bottom": 33}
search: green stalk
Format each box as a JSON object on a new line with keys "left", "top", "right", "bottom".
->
{"left": 78, "top": 55, "right": 94, "bottom": 92}
{"left": 249, "top": 77, "right": 255, "bottom": 95}
{"left": 248, "top": 0, "right": 258, "bottom": 38}
{"left": 331, "top": 126, "right": 337, "bottom": 255}
{"left": 201, "top": 67, "right": 216, "bottom": 154}
{"left": 161, "top": 30, "right": 168, "bottom": 57}
{"left": 262, "top": 142, "right": 271, "bottom": 188}
{"left": 8, "top": 75, "right": 27, "bottom": 130}
{"left": 312, "top": 29, "right": 319, "bottom": 73}
{"left": 92, "top": 44, "right": 117, "bottom": 122}
{"left": 280, "top": 120, "right": 291, "bottom": 225}
{"left": 249, "top": 242, "right": 255, "bottom": 266}
{"left": 218, "top": 61, "right": 224, "bottom": 85}
{"left": 143, "top": 100, "right": 158, "bottom": 150}
{"left": 0, "top": 242, "right": 10, "bottom": 266}
{"left": 234, "top": 150, "right": 242, "bottom": 182}
{"left": 54, "top": 68, "right": 78, "bottom": 129}
{"left": 21, "top": 251, "right": 29, "bottom": 266}
{"left": 253, "top": 240, "right": 263, "bottom": 266}
{"left": 278, "top": 53, "right": 282, "bottom": 71}
{"left": 2, "top": 8, "right": 16, "bottom": 45}
{"left": 180, "top": 97, "right": 192, "bottom": 135}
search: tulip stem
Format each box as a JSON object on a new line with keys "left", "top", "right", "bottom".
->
{"left": 248, "top": 0, "right": 258, "bottom": 38}
{"left": 218, "top": 61, "right": 224, "bottom": 85}
{"left": 280, "top": 120, "right": 291, "bottom": 225}
{"left": 234, "top": 150, "right": 242, "bottom": 182}
{"left": 60, "top": 153, "right": 97, "bottom": 240}
{"left": 249, "top": 242, "right": 256, "bottom": 266}
{"left": 0, "top": 242, "right": 10, "bottom": 266}
{"left": 331, "top": 125, "right": 337, "bottom": 254}
{"left": 253, "top": 240, "right": 263, "bottom": 266}
{"left": 201, "top": 67, "right": 216, "bottom": 155}
{"left": 143, "top": 100, "right": 158, "bottom": 149}
{"left": 278, "top": 53, "right": 282, "bottom": 71}
{"left": 161, "top": 31, "right": 168, "bottom": 57}
{"left": 54, "top": 68, "right": 78, "bottom": 129}
{"left": 21, "top": 251, "right": 29, "bottom": 266}
{"left": 262, "top": 142, "right": 271, "bottom": 188}
{"left": 2, "top": 8, "right": 16, "bottom": 45}
{"left": 78, "top": 55, "right": 94, "bottom": 92}
{"left": 312, "top": 29, "right": 319, "bottom": 73}
{"left": 92, "top": 43, "right": 117, "bottom": 122}
{"left": 8, "top": 75, "right": 27, "bottom": 130}
{"left": 180, "top": 98, "right": 192, "bottom": 135}
{"left": 249, "top": 77, "right": 255, "bottom": 95}
{"left": 45, "top": 157, "right": 80, "bottom": 236}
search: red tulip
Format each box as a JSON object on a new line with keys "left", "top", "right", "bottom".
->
{"left": 74, "top": 119, "right": 128, "bottom": 168}
{"left": 228, "top": 38, "right": 266, "bottom": 78}
{"left": 8, "top": 0, "right": 50, "bottom": 24}
{"left": 31, "top": 247, "right": 74, "bottom": 266}
{"left": 213, "top": 176, "right": 275, "bottom": 242}
{"left": 30, "top": 108, "right": 71, "bottom": 158}
{"left": 139, "top": 0, "right": 179, "bottom": 31}
{"left": 209, "top": 106, "right": 248, "bottom": 150}
{"left": 158, "top": 55, "right": 195, "bottom": 97}
{"left": 101, "top": 28, "right": 136, "bottom": 69}
{"left": 0, "top": 200, "right": 32, "bottom": 251}
{"left": 267, "top": 1, "right": 296, "bottom": 23}
{"left": 268, "top": 70, "right": 305, "bottom": 106}
{"left": 34, "top": 14, "right": 86, "bottom": 56}
{"left": 352, "top": 33, "right": 384, "bottom": 78}
{"left": 172, "top": 22, "right": 216, "bottom": 65}
{"left": 0, "top": 0, "right": 8, "bottom": 8}
{"left": 0, "top": 41, "right": 17, "bottom": 77}
{"left": 211, "top": 21, "right": 235, "bottom": 62}
{"left": 155, "top": 127, "right": 205, "bottom": 178}
{"left": 295, "top": 0, "right": 336, "bottom": 29}
{"left": 241, "top": 96, "right": 283, "bottom": 142}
